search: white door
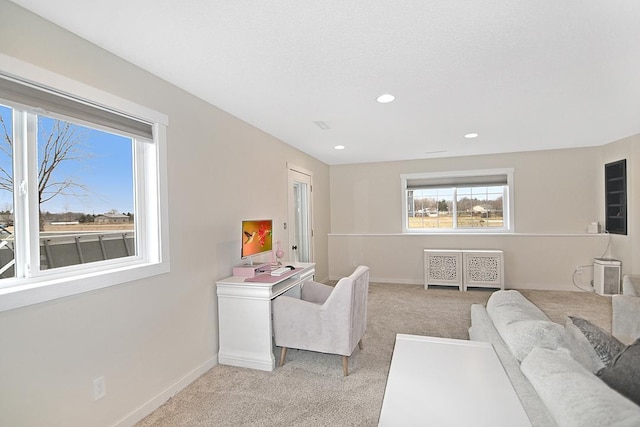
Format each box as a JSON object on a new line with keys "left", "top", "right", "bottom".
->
{"left": 287, "top": 165, "right": 313, "bottom": 263}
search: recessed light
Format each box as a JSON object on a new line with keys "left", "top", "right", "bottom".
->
{"left": 376, "top": 94, "right": 395, "bottom": 104}
{"left": 464, "top": 133, "right": 479, "bottom": 139}
{"left": 334, "top": 145, "right": 345, "bottom": 150}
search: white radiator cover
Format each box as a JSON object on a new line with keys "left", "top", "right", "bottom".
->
{"left": 424, "top": 250, "right": 463, "bottom": 291}
{"left": 424, "top": 250, "right": 504, "bottom": 291}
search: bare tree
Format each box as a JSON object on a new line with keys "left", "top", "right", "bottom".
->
{"left": 0, "top": 112, "right": 12, "bottom": 195}
{"left": 0, "top": 114, "right": 91, "bottom": 230}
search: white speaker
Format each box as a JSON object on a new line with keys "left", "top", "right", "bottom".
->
{"left": 593, "top": 258, "right": 621, "bottom": 295}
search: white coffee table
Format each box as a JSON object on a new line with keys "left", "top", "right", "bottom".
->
{"left": 378, "top": 334, "right": 531, "bottom": 426}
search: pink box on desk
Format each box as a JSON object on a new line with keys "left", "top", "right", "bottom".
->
{"left": 233, "top": 263, "right": 269, "bottom": 278}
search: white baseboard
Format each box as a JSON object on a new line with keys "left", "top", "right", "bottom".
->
{"left": 114, "top": 356, "right": 218, "bottom": 427}
{"left": 326, "top": 276, "right": 580, "bottom": 292}
{"left": 329, "top": 275, "right": 420, "bottom": 285}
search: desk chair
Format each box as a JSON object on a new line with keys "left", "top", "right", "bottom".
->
{"left": 273, "top": 265, "right": 369, "bottom": 376}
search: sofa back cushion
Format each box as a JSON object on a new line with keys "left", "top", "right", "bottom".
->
{"left": 487, "top": 290, "right": 550, "bottom": 329}
{"left": 500, "top": 319, "right": 567, "bottom": 361}
{"left": 521, "top": 347, "right": 640, "bottom": 427}
{"left": 487, "top": 290, "right": 565, "bottom": 361}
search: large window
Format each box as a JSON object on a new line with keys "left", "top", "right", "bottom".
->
{"left": 0, "top": 63, "right": 168, "bottom": 311}
{"left": 402, "top": 169, "right": 514, "bottom": 232}
{"left": 0, "top": 105, "right": 137, "bottom": 276}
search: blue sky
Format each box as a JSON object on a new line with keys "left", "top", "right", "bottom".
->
{"left": 0, "top": 105, "right": 134, "bottom": 215}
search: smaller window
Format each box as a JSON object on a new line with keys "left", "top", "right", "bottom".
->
{"left": 401, "top": 169, "right": 514, "bottom": 232}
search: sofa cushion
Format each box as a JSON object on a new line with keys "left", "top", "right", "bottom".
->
{"left": 521, "top": 347, "right": 640, "bottom": 427}
{"left": 487, "top": 290, "right": 550, "bottom": 330}
{"left": 563, "top": 316, "right": 606, "bottom": 373}
{"left": 499, "top": 319, "right": 567, "bottom": 362}
{"left": 486, "top": 290, "right": 565, "bottom": 361}
{"left": 568, "top": 316, "right": 624, "bottom": 367}
{"left": 597, "top": 339, "right": 640, "bottom": 406}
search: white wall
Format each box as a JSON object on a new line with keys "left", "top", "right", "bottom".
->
{"left": 0, "top": 2, "right": 330, "bottom": 426}
{"left": 329, "top": 143, "right": 639, "bottom": 289}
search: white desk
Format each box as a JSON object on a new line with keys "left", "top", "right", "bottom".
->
{"left": 216, "top": 262, "right": 315, "bottom": 371}
{"left": 379, "top": 334, "right": 531, "bottom": 426}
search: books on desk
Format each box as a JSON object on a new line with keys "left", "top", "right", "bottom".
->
{"left": 271, "top": 266, "right": 294, "bottom": 276}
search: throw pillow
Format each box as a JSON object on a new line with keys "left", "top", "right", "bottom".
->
{"left": 563, "top": 316, "right": 605, "bottom": 373}
{"left": 597, "top": 339, "right": 640, "bottom": 406}
{"left": 568, "top": 316, "right": 624, "bottom": 367}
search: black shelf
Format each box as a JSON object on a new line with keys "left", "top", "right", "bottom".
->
{"left": 605, "top": 159, "right": 627, "bottom": 235}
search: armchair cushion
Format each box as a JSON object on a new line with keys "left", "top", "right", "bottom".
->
{"left": 301, "top": 280, "right": 333, "bottom": 304}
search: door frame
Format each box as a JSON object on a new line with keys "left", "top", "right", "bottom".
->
{"left": 287, "top": 163, "right": 314, "bottom": 263}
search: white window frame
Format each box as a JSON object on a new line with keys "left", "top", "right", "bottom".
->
{"left": 401, "top": 168, "right": 515, "bottom": 233}
{"left": 0, "top": 53, "right": 170, "bottom": 312}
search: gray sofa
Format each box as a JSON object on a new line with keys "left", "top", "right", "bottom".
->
{"left": 469, "top": 289, "right": 640, "bottom": 427}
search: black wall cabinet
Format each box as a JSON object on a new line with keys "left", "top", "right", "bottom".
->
{"left": 605, "top": 159, "right": 627, "bottom": 235}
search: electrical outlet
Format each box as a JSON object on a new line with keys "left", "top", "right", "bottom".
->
{"left": 93, "top": 376, "right": 106, "bottom": 400}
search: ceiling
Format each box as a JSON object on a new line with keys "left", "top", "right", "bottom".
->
{"left": 10, "top": 1, "right": 640, "bottom": 165}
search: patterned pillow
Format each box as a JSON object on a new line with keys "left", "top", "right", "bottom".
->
{"left": 597, "top": 339, "right": 640, "bottom": 405}
{"left": 568, "top": 316, "right": 624, "bottom": 367}
{"left": 564, "top": 316, "right": 605, "bottom": 373}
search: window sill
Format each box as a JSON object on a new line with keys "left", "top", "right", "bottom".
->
{"left": 328, "top": 232, "right": 609, "bottom": 237}
{"left": 0, "top": 260, "right": 169, "bottom": 312}
{"left": 404, "top": 228, "right": 512, "bottom": 234}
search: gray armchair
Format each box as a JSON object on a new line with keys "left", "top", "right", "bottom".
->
{"left": 273, "top": 265, "right": 370, "bottom": 376}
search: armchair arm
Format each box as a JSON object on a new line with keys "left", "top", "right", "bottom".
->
{"left": 273, "top": 294, "right": 351, "bottom": 356}
{"left": 612, "top": 294, "right": 640, "bottom": 345}
{"left": 622, "top": 275, "right": 640, "bottom": 296}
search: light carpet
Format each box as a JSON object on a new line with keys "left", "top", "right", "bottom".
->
{"left": 136, "top": 283, "right": 611, "bottom": 426}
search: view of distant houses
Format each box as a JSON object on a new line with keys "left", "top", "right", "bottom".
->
{"left": 94, "top": 212, "right": 132, "bottom": 224}
{"left": 0, "top": 210, "right": 133, "bottom": 227}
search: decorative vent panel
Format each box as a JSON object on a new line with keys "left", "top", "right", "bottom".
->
{"left": 463, "top": 251, "right": 504, "bottom": 290}
{"left": 429, "top": 256, "right": 459, "bottom": 281}
{"left": 424, "top": 249, "right": 504, "bottom": 291}
{"left": 424, "top": 250, "right": 462, "bottom": 290}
